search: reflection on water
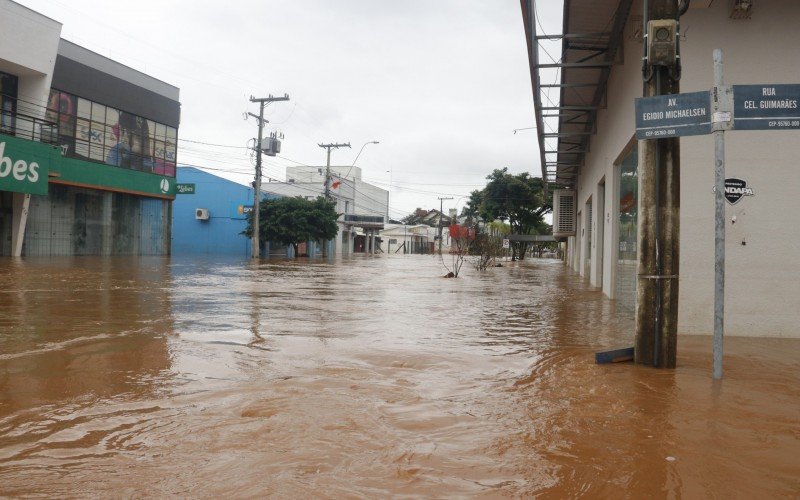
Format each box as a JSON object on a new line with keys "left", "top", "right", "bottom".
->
{"left": 1, "top": 255, "right": 798, "bottom": 497}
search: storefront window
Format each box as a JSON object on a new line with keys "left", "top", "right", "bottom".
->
{"left": 615, "top": 146, "right": 638, "bottom": 314}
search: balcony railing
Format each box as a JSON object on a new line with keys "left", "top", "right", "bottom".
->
{"left": 0, "top": 109, "right": 60, "bottom": 146}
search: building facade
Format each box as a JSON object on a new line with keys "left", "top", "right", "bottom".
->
{"left": 0, "top": 0, "right": 180, "bottom": 257}
{"left": 172, "top": 167, "right": 262, "bottom": 257}
{"left": 523, "top": 0, "right": 800, "bottom": 338}
{"left": 264, "top": 165, "right": 389, "bottom": 256}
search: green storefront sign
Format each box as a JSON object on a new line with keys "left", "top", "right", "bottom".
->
{"left": 1, "top": 132, "right": 176, "bottom": 198}
{"left": 176, "top": 183, "right": 195, "bottom": 194}
{"left": 53, "top": 155, "right": 176, "bottom": 198}
{"left": 0, "top": 134, "right": 54, "bottom": 196}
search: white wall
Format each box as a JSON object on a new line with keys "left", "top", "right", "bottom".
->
{"left": 0, "top": 0, "right": 62, "bottom": 120}
{"left": 353, "top": 179, "right": 389, "bottom": 222}
{"left": 571, "top": 0, "right": 800, "bottom": 337}
{"left": 281, "top": 166, "right": 387, "bottom": 221}
{"left": 286, "top": 165, "right": 362, "bottom": 182}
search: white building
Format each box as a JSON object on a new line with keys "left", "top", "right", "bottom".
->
{"left": 262, "top": 165, "right": 389, "bottom": 256}
{"left": 523, "top": 0, "right": 800, "bottom": 338}
{"left": 381, "top": 223, "right": 443, "bottom": 255}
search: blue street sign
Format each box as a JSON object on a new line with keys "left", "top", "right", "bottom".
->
{"left": 635, "top": 91, "right": 712, "bottom": 139}
{"left": 733, "top": 84, "right": 800, "bottom": 130}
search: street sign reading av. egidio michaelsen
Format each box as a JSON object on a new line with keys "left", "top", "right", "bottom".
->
{"left": 635, "top": 91, "right": 712, "bottom": 139}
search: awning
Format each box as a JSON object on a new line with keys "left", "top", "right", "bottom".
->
{"left": 521, "top": 0, "right": 634, "bottom": 188}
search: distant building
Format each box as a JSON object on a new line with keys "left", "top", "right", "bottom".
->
{"left": 1, "top": 0, "right": 180, "bottom": 256}
{"left": 381, "top": 224, "right": 438, "bottom": 254}
{"left": 263, "top": 165, "right": 389, "bottom": 256}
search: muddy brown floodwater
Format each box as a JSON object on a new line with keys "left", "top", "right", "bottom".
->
{"left": 0, "top": 255, "right": 798, "bottom": 497}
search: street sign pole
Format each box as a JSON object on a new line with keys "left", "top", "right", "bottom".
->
{"left": 711, "top": 49, "right": 729, "bottom": 380}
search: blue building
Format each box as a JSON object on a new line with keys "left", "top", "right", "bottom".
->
{"left": 172, "top": 166, "right": 259, "bottom": 256}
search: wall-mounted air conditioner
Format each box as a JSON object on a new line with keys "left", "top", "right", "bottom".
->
{"left": 552, "top": 189, "right": 576, "bottom": 241}
{"left": 195, "top": 208, "right": 210, "bottom": 220}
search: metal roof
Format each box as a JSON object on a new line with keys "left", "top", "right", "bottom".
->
{"left": 521, "top": 0, "right": 633, "bottom": 188}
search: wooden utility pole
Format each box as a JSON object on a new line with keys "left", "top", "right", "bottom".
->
{"left": 635, "top": 0, "right": 680, "bottom": 367}
{"left": 249, "top": 94, "right": 289, "bottom": 259}
{"left": 318, "top": 142, "right": 350, "bottom": 258}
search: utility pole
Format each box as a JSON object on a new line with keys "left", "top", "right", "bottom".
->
{"left": 318, "top": 142, "right": 350, "bottom": 257}
{"left": 635, "top": 0, "right": 681, "bottom": 367}
{"left": 437, "top": 196, "right": 453, "bottom": 255}
{"left": 248, "top": 94, "right": 289, "bottom": 259}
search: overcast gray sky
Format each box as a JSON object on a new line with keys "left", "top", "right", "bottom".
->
{"left": 19, "top": 0, "right": 563, "bottom": 219}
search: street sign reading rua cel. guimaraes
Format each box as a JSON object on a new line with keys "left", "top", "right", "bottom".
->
{"left": 733, "top": 84, "right": 800, "bottom": 130}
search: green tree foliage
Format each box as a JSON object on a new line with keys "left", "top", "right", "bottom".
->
{"left": 461, "top": 190, "right": 483, "bottom": 227}
{"left": 401, "top": 208, "right": 425, "bottom": 225}
{"left": 468, "top": 168, "right": 552, "bottom": 260}
{"left": 244, "top": 196, "right": 339, "bottom": 257}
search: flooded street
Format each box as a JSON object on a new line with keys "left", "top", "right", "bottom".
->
{"left": 1, "top": 255, "right": 798, "bottom": 497}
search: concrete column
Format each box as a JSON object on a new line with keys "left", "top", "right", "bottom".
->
{"left": 101, "top": 191, "right": 113, "bottom": 256}
{"left": 11, "top": 193, "right": 31, "bottom": 257}
{"left": 594, "top": 181, "right": 606, "bottom": 288}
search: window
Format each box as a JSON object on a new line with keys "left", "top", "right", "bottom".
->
{"left": 0, "top": 71, "right": 19, "bottom": 134}
{"left": 45, "top": 89, "right": 178, "bottom": 177}
{"left": 615, "top": 144, "right": 638, "bottom": 314}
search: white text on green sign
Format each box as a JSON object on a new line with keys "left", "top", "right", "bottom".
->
{"left": 0, "top": 136, "right": 52, "bottom": 196}
{"left": 176, "top": 183, "right": 195, "bottom": 194}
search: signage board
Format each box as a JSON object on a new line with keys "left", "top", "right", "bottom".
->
{"left": 635, "top": 91, "right": 712, "bottom": 139}
{"left": 51, "top": 155, "right": 176, "bottom": 198}
{"left": 733, "top": 84, "right": 800, "bottom": 130}
{"left": 176, "top": 183, "right": 195, "bottom": 194}
{"left": 502, "top": 238, "right": 510, "bottom": 249}
{"left": 0, "top": 135, "right": 53, "bottom": 196}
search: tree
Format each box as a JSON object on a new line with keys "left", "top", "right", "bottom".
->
{"left": 244, "top": 196, "right": 339, "bottom": 257}
{"left": 444, "top": 224, "right": 475, "bottom": 277}
{"left": 473, "top": 168, "right": 551, "bottom": 261}
{"left": 461, "top": 189, "right": 483, "bottom": 228}
{"left": 401, "top": 208, "right": 431, "bottom": 226}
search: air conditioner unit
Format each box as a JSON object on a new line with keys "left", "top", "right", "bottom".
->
{"left": 195, "top": 208, "right": 210, "bottom": 220}
{"left": 552, "top": 189, "right": 576, "bottom": 241}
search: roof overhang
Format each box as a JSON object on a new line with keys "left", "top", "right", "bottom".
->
{"left": 521, "top": 0, "right": 633, "bottom": 189}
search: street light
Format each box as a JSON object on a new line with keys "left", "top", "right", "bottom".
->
{"left": 344, "top": 140, "right": 379, "bottom": 180}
